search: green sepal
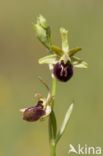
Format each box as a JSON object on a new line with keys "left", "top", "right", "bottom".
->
{"left": 68, "top": 47, "right": 82, "bottom": 56}
{"left": 56, "top": 103, "right": 74, "bottom": 144}
{"left": 51, "top": 45, "right": 64, "bottom": 56}
{"left": 60, "top": 28, "right": 69, "bottom": 53}
{"left": 39, "top": 54, "right": 60, "bottom": 64}
{"left": 71, "top": 56, "right": 88, "bottom": 69}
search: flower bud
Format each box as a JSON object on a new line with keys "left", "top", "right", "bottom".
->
{"left": 37, "top": 15, "right": 48, "bottom": 29}
{"left": 33, "top": 15, "right": 51, "bottom": 49}
{"left": 34, "top": 24, "right": 47, "bottom": 42}
{"left": 23, "top": 100, "right": 45, "bottom": 122}
{"left": 53, "top": 61, "right": 73, "bottom": 82}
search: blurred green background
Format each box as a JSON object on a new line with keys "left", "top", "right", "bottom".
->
{"left": 0, "top": 0, "right": 103, "bottom": 156}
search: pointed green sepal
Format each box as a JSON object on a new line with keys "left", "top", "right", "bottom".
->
{"left": 68, "top": 47, "right": 82, "bottom": 56}
{"left": 60, "top": 28, "right": 69, "bottom": 53}
{"left": 39, "top": 54, "right": 60, "bottom": 64}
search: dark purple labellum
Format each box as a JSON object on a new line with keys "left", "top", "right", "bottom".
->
{"left": 23, "top": 100, "right": 45, "bottom": 122}
{"left": 53, "top": 61, "right": 73, "bottom": 82}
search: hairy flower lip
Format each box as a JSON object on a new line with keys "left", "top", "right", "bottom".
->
{"left": 53, "top": 61, "right": 73, "bottom": 82}
{"left": 22, "top": 98, "right": 52, "bottom": 122}
{"left": 23, "top": 105, "right": 45, "bottom": 122}
{"left": 23, "top": 100, "right": 45, "bottom": 122}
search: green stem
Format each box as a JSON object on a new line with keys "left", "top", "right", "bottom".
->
{"left": 49, "top": 77, "right": 57, "bottom": 156}
{"left": 51, "top": 77, "right": 57, "bottom": 109}
{"left": 50, "top": 139, "right": 56, "bottom": 156}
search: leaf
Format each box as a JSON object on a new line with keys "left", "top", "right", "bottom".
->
{"left": 56, "top": 103, "right": 74, "bottom": 144}
{"left": 49, "top": 110, "right": 57, "bottom": 140}
{"left": 39, "top": 54, "right": 60, "bottom": 64}
{"left": 71, "top": 56, "right": 88, "bottom": 69}
{"left": 51, "top": 45, "right": 64, "bottom": 56}
{"left": 68, "top": 47, "right": 82, "bottom": 56}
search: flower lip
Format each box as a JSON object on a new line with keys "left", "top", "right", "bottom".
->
{"left": 23, "top": 100, "right": 45, "bottom": 122}
{"left": 53, "top": 61, "right": 73, "bottom": 82}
